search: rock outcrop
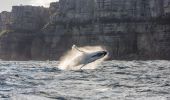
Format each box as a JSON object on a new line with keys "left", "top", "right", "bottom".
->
{"left": 10, "top": 6, "right": 49, "bottom": 32}
{"left": 0, "top": 11, "right": 11, "bottom": 31}
{"left": 0, "top": 6, "right": 49, "bottom": 60}
{"left": 0, "top": 0, "right": 170, "bottom": 60}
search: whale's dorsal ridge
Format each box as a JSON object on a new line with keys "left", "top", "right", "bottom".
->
{"left": 72, "top": 45, "right": 85, "bottom": 53}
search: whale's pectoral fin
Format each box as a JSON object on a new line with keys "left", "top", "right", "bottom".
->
{"left": 72, "top": 45, "right": 85, "bottom": 53}
{"left": 72, "top": 44, "right": 77, "bottom": 50}
{"left": 80, "top": 64, "right": 86, "bottom": 70}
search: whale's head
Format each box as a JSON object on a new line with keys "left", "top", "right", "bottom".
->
{"left": 87, "top": 51, "right": 107, "bottom": 62}
{"left": 92, "top": 51, "right": 107, "bottom": 58}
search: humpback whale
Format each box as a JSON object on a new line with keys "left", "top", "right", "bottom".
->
{"left": 59, "top": 45, "right": 108, "bottom": 70}
{"left": 70, "top": 45, "right": 107, "bottom": 69}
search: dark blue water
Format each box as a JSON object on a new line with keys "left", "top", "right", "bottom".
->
{"left": 0, "top": 61, "right": 170, "bottom": 100}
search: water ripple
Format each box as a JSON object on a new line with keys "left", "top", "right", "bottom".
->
{"left": 0, "top": 60, "right": 170, "bottom": 100}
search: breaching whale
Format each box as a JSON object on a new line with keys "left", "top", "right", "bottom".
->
{"left": 58, "top": 45, "right": 108, "bottom": 70}
{"left": 70, "top": 45, "right": 107, "bottom": 69}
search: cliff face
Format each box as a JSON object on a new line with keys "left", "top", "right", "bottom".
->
{"left": 0, "top": 0, "right": 170, "bottom": 60}
{"left": 10, "top": 6, "right": 49, "bottom": 32}
{"left": 43, "top": 0, "right": 170, "bottom": 60}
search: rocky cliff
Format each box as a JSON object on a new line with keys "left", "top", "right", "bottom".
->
{"left": 0, "top": 0, "right": 170, "bottom": 60}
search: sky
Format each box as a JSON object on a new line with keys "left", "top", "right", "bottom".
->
{"left": 0, "top": 0, "right": 58, "bottom": 12}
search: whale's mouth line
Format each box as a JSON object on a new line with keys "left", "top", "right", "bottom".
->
{"left": 91, "top": 51, "right": 107, "bottom": 58}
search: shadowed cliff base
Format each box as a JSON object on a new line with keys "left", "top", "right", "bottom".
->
{"left": 0, "top": 0, "right": 170, "bottom": 60}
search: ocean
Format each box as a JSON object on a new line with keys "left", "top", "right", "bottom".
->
{"left": 0, "top": 60, "right": 170, "bottom": 100}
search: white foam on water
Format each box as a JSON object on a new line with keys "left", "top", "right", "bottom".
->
{"left": 11, "top": 94, "right": 54, "bottom": 100}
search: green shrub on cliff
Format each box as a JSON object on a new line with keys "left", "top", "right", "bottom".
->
{"left": 0, "top": 30, "right": 13, "bottom": 37}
